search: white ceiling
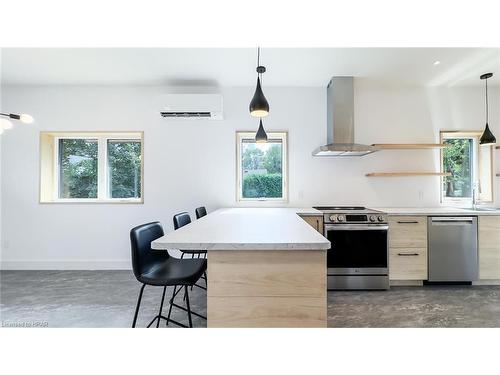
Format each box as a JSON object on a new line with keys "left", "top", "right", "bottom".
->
{"left": 1, "top": 48, "right": 499, "bottom": 87}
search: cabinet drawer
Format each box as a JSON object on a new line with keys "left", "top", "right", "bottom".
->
{"left": 389, "top": 247, "right": 427, "bottom": 280}
{"left": 388, "top": 216, "right": 427, "bottom": 248}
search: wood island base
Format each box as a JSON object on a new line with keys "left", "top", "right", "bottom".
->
{"left": 207, "top": 250, "right": 327, "bottom": 328}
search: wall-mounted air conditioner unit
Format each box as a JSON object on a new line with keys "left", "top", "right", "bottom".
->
{"left": 160, "top": 94, "right": 223, "bottom": 120}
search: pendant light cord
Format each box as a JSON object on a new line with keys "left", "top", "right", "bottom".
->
{"left": 257, "top": 47, "right": 262, "bottom": 84}
{"left": 485, "top": 77, "right": 489, "bottom": 124}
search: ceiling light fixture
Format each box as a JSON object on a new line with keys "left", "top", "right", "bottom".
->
{"left": 479, "top": 73, "right": 496, "bottom": 146}
{"left": 433, "top": 60, "right": 441, "bottom": 66}
{"left": 0, "top": 112, "right": 35, "bottom": 124}
{"left": 255, "top": 119, "right": 268, "bottom": 143}
{"left": 249, "top": 47, "right": 269, "bottom": 118}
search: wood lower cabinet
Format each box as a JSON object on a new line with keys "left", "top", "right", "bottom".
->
{"left": 388, "top": 215, "right": 428, "bottom": 281}
{"left": 389, "top": 247, "right": 427, "bottom": 280}
{"left": 479, "top": 216, "right": 500, "bottom": 280}
{"left": 299, "top": 215, "right": 324, "bottom": 235}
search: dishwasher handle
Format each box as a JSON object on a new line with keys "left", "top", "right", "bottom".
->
{"left": 430, "top": 216, "right": 476, "bottom": 225}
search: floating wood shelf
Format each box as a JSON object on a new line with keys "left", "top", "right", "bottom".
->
{"left": 372, "top": 143, "right": 447, "bottom": 150}
{"left": 366, "top": 172, "right": 451, "bottom": 177}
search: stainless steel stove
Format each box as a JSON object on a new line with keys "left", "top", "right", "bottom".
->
{"left": 313, "top": 206, "right": 389, "bottom": 290}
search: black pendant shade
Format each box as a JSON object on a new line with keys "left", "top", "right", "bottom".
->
{"left": 249, "top": 76, "right": 269, "bottom": 117}
{"left": 249, "top": 47, "right": 269, "bottom": 118}
{"left": 480, "top": 72, "right": 496, "bottom": 146}
{"left": 255, "top": 119, "right": 268, "bottom": 143}
{"left": 480, "top": 123, "right": 496, "bottom": 145}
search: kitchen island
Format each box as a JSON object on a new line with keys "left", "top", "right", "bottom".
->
{"left": 152, "top": 208, "right": 330, "bottom": 327}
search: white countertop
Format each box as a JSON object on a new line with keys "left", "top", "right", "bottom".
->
{"left": 152, "top": 207, "right": 330, "bottom": 251}
{"left": 374, "top": 207, "right": 500, "bottom": 216}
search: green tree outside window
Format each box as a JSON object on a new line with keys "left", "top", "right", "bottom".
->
{"left": 241, "top": 142, "right": 283, "bottom": 198}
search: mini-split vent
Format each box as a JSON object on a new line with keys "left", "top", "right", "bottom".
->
{"left": 159, "top": 94, "right": 223, "bottom": 120}
{"left": 160, "top": 112, "right": 211, "bottom": 118}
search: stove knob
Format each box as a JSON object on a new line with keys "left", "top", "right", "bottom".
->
{"left": 337, "top": 215, "right": 345, "bottom": 222}
{"left": 329, "top": 215, "right": 337, "bottom": 222}
{"left": 378, "top": 216, "right": 384, "bottom": 222}
{"left": 369, "top": 215, "right": 376, "bottom": 222}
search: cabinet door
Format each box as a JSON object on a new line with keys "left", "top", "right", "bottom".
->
{"left": 388, "top": 216, "right": 427, "bottom": 248}
{"left": 389, "top": 248, "right": 427, "bottom": 280}
{"left": 479, "top": 216, "right": 500, "bottom": 280}
{"left": 300, "top": 215, "right": 323, "bottom": 235}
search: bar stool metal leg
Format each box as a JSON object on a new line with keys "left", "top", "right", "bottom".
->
{"left": 132, "top": 284, "right": 146, "bottom": 328}
{"left": 184, "top": 285, "right": 193, "bottom": 328}
{"left": 166, "top": 285, "right": 182, "bottom": 325}
{"left": 156, "top": 286, "right": 167, "bottom": 328}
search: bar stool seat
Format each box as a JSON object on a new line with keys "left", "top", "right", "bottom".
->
{"left": 139, "top": 257, "right": 206, "bottom": 286}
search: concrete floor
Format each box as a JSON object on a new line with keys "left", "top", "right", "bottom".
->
{"left": 2, "top": 271, "right": 500, "bottom": 328}
{"left": 0, "top": 270, "right": 207, "bottom": 328}
{"left": 328, "top": 286, "right": 500, "bottom": 327}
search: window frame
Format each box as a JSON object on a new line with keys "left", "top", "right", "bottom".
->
{"left": 40, "top": 131, "right": 144, "bottom": 204}
{"left": 235, "top": 131, "right": 288, "bottom": 203}
{"left": 440, "top": 130, "right": 493, "bottom": 206}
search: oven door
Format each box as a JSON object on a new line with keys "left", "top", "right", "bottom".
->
{"left": 325, "top": 224, "right": 388, "bottom": 275}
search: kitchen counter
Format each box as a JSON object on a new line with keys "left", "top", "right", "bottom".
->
{"left": 152, "top": 207, "right": 328, "bottom": 327}
{"left": 373, "top": 207, "right": 500, "bottom": 216}
{"left": 152, "top": 207, "right": 330, "bottom": 251}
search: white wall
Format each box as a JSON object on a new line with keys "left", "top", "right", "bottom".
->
{"left": 1, "top": 81, "right": 498, "bottom": 269}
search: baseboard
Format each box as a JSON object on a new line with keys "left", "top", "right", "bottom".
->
{"left": 390, "top": 280, "right": 423, "bottom": 286}
{"left": 472, "top": 280, "right": 500, "bottom": 286}
{"left": 0, "top": 260, "right": 131, "bottom": 270}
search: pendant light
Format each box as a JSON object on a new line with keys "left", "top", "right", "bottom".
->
{"left": 479, "top": 73, "right": 496, "bottom": 146}
{"left": 255, "top": 119, "right": 268, "bottom": 143}
{"left": 249, "top": 47, "right": 269, "bottom": 117}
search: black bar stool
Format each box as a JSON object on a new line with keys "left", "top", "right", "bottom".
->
{"left": 173, "top": 212, "right": 207, "bottom": 259}
{"left": 167, "top": 212, "right": 208, "bottom": 325}
{"left": 130, "top": 221, "right": 207, "bottom": 328}
{"left": 195, "top": 206, "right": 207, "bottom": 219}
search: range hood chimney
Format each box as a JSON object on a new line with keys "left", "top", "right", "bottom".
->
{"left": 312, "top": 77, "right": 377, "bottom": 157}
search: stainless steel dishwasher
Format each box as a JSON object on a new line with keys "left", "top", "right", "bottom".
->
{"left": 427, "top": 216, "right": 478, "bottom": 282}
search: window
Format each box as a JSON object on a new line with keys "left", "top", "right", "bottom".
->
{"left": 107, "top": 140, "right": 142, "bottom": 199}
{"left": 236, "top": 131, "right": 288, "bottom": 202}
{"left": 58, "top": 139, "right": 99, "bottom": 198}
{"left": 40, "top": 132, "right": 143, "bottom": 203}
{"left": 441, "top": 131, "right": 493, "bottom": 205}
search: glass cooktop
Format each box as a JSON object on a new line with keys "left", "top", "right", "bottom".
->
{"left": 313, "top": 206, "right": 366, "bottom": 211}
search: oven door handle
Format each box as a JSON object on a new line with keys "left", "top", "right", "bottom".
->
{"left": 325, "top": 224, "right": 389, "bottom": 231}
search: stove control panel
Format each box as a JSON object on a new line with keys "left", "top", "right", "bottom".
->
{"left": 324, "top": 212, "right": 388, "bottom": 224}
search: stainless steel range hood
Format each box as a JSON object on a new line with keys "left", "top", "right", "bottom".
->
{"left": 312, "top": 77, "right": 377, "bottom": 157}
